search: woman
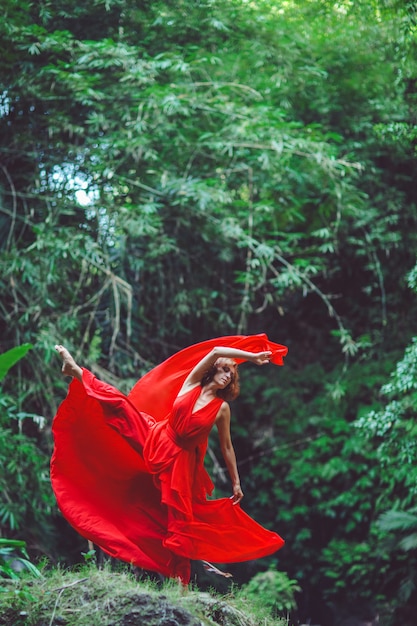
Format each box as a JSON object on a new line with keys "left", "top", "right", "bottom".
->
{"left": 51, "top": 334, "right": 288, "bottom": 584}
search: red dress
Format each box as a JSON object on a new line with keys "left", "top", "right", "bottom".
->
{"left": 51, "top": 334, "right": 287, "bottom": 583}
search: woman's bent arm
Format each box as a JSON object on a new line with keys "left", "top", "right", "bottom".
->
{"left": 216, "top": 402, "right": 244, "bottom": 505}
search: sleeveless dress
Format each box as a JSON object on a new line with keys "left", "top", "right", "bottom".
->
{"left": 50, "top": 334, "right": 287, "bottom": 583}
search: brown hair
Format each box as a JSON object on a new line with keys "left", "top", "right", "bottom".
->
{"left": 201, "top": 358, "right": 240, "bottom": 401}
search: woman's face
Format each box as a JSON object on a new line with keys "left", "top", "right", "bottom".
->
{"left": 213, "top": 359, "right": 236, "bottom": 388}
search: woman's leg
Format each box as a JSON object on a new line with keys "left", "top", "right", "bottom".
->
{"left": 55, "top": 344, "right": 154, "bottom": 452}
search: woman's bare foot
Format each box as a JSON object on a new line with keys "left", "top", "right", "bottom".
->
{"left": 55, "top": 344, "right": 83, "bottom": 381}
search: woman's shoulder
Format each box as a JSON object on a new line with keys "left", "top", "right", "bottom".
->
{"left": 216, "top": 400, "right": 230, "bottom": 419}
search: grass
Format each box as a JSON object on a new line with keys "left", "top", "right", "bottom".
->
{"left": 0, "top": 562, "right": 291, "bottom": 626}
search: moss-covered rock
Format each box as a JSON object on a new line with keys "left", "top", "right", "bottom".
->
{"left": 0, "top": 566, "right": 286, "bottom": 626}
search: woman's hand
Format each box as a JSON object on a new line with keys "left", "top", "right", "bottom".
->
{"left": 230, "top": 483, "right": 244, "bottom": 505}
{"left": 251, "top": 351, "right": 272, "bottom": 366}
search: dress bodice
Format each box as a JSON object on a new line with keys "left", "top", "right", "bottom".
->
{"left": 143, "top": 385, "right": 222, "bottom": 478}
{"left": 168, "top": 386, "right": 223, "bottom": 448}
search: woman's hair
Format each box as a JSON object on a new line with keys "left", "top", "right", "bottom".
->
{"left": 201, "top": 357, "right": 240, "bottom": 401}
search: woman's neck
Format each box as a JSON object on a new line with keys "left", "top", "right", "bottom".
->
{"left": 201, "top": 382, "right": 219, "bottom": 397}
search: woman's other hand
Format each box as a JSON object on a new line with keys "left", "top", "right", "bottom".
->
{"left": 230, "top": 483, "right": 244, "bottom": 505}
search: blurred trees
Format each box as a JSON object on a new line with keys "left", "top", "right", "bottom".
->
{"left": 1, "top": 0, "right": 417, "bottom": 624}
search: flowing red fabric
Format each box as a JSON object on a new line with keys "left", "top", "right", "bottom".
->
{"left": 50, "top": 334, "right": 287, "bottom": 583}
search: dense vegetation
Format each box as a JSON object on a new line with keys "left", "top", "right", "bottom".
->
{"left": 1, "top": 1, "right": 417, "bottom": 624}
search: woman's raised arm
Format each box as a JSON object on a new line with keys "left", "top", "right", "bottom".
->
{"left": 180, "top": 346, "right": 272, "bottom": 393}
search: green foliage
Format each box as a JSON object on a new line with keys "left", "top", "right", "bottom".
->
{"left": 240, "top": 568, "right": 301, "bottom": 615}
{"left": 355, "top": 306, "right": 417, "bottom": 502}
{"left": 0, "top": 401, "right": 54, "bottom": 535}
{"left": 319, "top": 537, "right": 388, "bottom": 605}
{"left": 375, "top": 507, "right": 417, "bottom": 619}
{"left": 0, "top": 538, "right": 41, "bottom": 581}
{"left": 378, "top": 508, "right": 417, "bottom": 553}
{"left": 0, "top": 346, "right": 55, "bottom": 553}
{"left": 4, "top": 0, "right": 414, "bottom": 371}
{"left": 349, "top": 263, "right": 417, "bottom": 621}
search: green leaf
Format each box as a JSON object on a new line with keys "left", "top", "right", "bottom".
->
{"left": 0, "top": 345, "right": 33, "bottom": 382}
